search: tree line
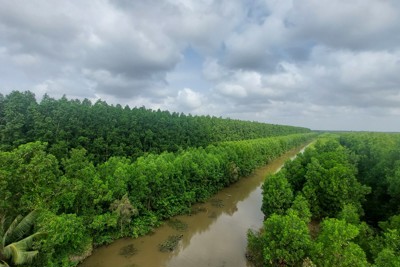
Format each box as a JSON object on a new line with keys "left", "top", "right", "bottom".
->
{"left": 0, "top": 91, "right": 310, "bottom": 164}
{"left": 247, "top": 133, "right": 400, "bottom": 266}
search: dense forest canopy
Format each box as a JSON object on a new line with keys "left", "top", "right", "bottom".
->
{"left": 0, "top": 134, "right": 315, "bottom": 266}
{"left": 0, "top": 90, "right": 315, "bottom": 266}
{"left": 0, "top": 91, "right": 310, "bottom": 164}
{"left": 248, "top": 133, "right": 400, "bottom": 266}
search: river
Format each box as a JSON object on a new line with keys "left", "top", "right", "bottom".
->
{"left": 80, "top": 145, "right": 306, "bottom": 267}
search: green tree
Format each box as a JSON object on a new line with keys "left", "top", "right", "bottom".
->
{"left": 0, "top": 211, "right": 43, "bottom": 266}
{"left": 0, "top": 142, "right": 61, "bottom": 215}
{"left": 246, "top": 229, "right": 265, "bottom": 267}
{"left": 284, "top": 153, "right": 311, "bottom": 192}
{"left": 379, "top": 215, "right": 400, "bottom": 232}
{"left": 338, "top": 204, "right": 361, "bottom": 225}
{"left": 290, "top": 194, "right": 312, "bottom": 223}
{"left": 339, "top": 133, "right": 400, "bottom": 223}
{"left": 261, "top": 172, "right": 294, "bottom": 218}
{"left": 263, "top": 210, "right": 312, "bottom": 266}
{"left": 0, "top": 91, "right": 37, "bottom": 148}
{"left": 311, "top": 218, "right": 368, "bottom": 267}
{"left": 373, "top": 219, "right": 400, "bottom": 267}
{"left": 387, "top": 162, "right": 400, "bottom": 211}
{"left": 374, "top": 248, "right": 400, "bottom": 267}
{"left": 37, "top": 211, "right": 91, "bottom": 266}
{"left": 303, "top": 157, "right": 369, "bottom": 218}
{"left": 57, "top": 148, "right": 110, "bottom": 215}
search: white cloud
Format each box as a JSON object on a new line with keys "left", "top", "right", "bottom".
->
{"left": 223, "top": 0, "right": 292, "bottom": 69}
{"left": 303, "top": 47, "right": 400, "bottom": 107}
{"left": 176, "top": 88, "right": 204, "bottom": 109}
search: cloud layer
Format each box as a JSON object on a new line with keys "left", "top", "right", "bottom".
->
{"left": 1, "top": 0, "right": 400, "bottom": 131}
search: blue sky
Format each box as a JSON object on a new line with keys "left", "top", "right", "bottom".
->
{"left": 1, "top": 0, "right": 400, "bottom": 131}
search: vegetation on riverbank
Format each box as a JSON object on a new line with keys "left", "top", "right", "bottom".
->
{"left": 0, "top": 91, "right": 315, "bottom": 267}
{"left": 247, "top": 133, "right": 400, "bottom": 266}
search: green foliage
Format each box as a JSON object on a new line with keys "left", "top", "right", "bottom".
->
{"left": 88, "top": 213, "right": 118, "bottom": 245}
{"left": 387, "top": 162, "right": 400, "bottom": 210}
{"left": 253, "top": 133, "right": 400, "bottom": 266}
{"left": 381, "top": 229, "right": 400, "bottom": 256}
{"left": 284, "top": 153, "right": 309, "bottom": 192}
{"left": 311, "top": 218, "right": 368, "bottom": 267}
{"left": 261, "top": 172, "right": 294, "bottom": 218}
{"left": 130, "top": 213, "right": 160, "bottom": 238}
{"left": 379, "top": 215, "right": 400, "bottom": 232}
{"left": 246, "top": 229, "right": 265, "bottom": 267}
{"left": 37, "top": 211, "right": 92, "bottom": 266}
{"left": 0, "top": 142, "right": 61, "bottom": 216}
{"left": 56, "top": 148, "right": 112, "bottom": 216}
{"left": 97, "top": 157, "right": 131, "bottom": 200}
{"left": 373, "top": 220, "right": 400, "bottom": 266}
{"left": 339, "top": 133, "right": 400, "bottom": 223}
{"left": 355, "top": 222, "right": 377, "bottom": 262}
{"left": 265, "top": 138, "right": 370, "bottom": 219}
{"left": 0, "top": 91, "right": 36, "bottom": 149}
{"left": 338, "top": 204, "right": 361, "bottom": 225}
{"left": 290, "top": 194, "right": 312, "bottom": 223}
{"left": 0, "top": 91, "right": 316, "bottom": 267}
{"left": 263, "top": 210, "right": 312, "bottom": 266}
{"left": 301, "top": 141, "right": 370, "bottom": 219}
{"left": 0, "top": 91, "right": 311, "bottom": 164}
{"left": 374, "top": 248, "right": 400, "bottom": 267}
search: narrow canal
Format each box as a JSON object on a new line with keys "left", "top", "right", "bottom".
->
{"left": 80, "top": 145, "right": 306, "bottom": 267}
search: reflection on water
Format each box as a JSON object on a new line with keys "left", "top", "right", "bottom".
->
{"left": 80, "top": 146, "right": 306, "bottom": 267}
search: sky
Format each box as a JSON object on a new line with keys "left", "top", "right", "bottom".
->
{"left": 1, "top": 0, "right": 400, "bottom": 131}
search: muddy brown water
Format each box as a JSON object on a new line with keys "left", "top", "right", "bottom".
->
{"left": 80, "top": 146, "right": 307, "bottom": 267}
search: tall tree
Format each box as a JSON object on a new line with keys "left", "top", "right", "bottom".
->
{"left": 303, "top": 157, "right": 370, "bottom": 218}
{"left": 0, "top": 142, "right": 60, "bottom": 215}
{"left": 261, "top": 172, "right": 294, "bottom": 218}
{"left": 0, "top": 91, "right": 37, "bottom": 148}
{"left": 263, "top": 210, "right": 312, "bottom": 266}
{"left": 311, "top": 218, "right": 368, "bottom": 267}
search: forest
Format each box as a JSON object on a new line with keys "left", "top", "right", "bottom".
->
{"left": 0, "top": 91, "right": 310, "bottom": 164}
{"left": 0, "top": 91, "right": 315, "bottom": 267}
{"left": 247, "top": 133, "right": 400, "bottom": 266}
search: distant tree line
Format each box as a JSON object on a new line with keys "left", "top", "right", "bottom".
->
{"left": 0, "top": 91, "right": 310, "bottom": 164}
{"left": 247, "top": 133, "right": 400, "bottom": 266}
